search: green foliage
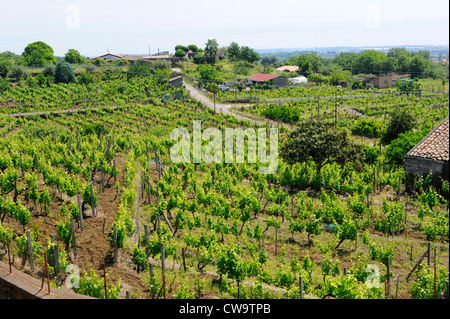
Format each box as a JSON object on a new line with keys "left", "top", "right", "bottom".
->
{"left": 64, "top": 49, "right": 86, "bottom": 64}
{"left": 198, "top": 63, "right": 219, "bottom": 82}
{"left": 128, "top": 59, "right": 151, "bottom": 75}
{"left": 281, "top": 119, "right": 365, "bottom": 175}
{"left": 351, "top": 118, "right": 383, "bottom": 138}
{"left": 395, "top": 79, "right": 420, "bottom": 93}
{"left": 0, "top": 77, "right": 10, "bottom": 93}
{"left": 385, "top": 130, "right": 429, "bottom": 166}
{"left": 204, "top": 39, "right": 219, "bottom": 65}
{"left": 9, "top": 65, "right": 27, "bottom": 81}
{"left": 22, "top": 41, "right": 57, "bottom": 67}
{"left": 42, "top": 64, "right": 56, "bottom": 77}
{"left": 0, "top": 58, "right": 13, "bottom": 78}
{"left": 132, "top": 245, "right": 147, "bottom": 271}
{"left": 77, "top": 72, "right": 94, "bottom": 86}
{"left": 381, "top": 108, "right": 416, "bottom": 144}
{"left": 411, "top": 266, "right": 449, "bottom": 299}
{"left": 73, "top": 269, "right": 121, "bottom": 299}
{"left": 216, "top": 242, "right": 246, "bottom": 283}
{"left": 54, "top": 62, "right": 76, "bottom": 84}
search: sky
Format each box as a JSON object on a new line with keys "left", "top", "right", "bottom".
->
{"left": 0, "top": 0, "right": 448, "bottom": 57}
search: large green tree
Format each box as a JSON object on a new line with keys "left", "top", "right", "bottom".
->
{"left": 204, "top": 39, "right": 219, "bottom": 65}
{"left": 22, "top": 41, "right": 57, "bottom": 67}
{"left": 240, "top": 46, "right": 260, "bottom": 64}
{"left": 64, "top": 49, "right": 85, "bottom": 64}
{"left": 280, "top": 120, "right": 364, "bottom": 175}
{"left": 227, "top": 42, "right": 241, "bottom": 61}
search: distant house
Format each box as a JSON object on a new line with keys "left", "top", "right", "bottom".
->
{"left": 249, "top": 73, "right": 287, "bottom": 87}
{"left": 169, "top": 76, "right": 183, "bottom": 88}
{"left": 90, "top": 53, "right": 171, "bottom": 65}
{"left": 91, "top": 53, "right": 126, "bottom": 60}
{"left": 404, "top": 117, "right": 449, "bottom": 185}
{"left": 368, "top": 74, "right": 411, "bottom": 89}
{"left": 218, "top": 48, "right": 226, "bottom": 60}
{"left": 276, "top": 65, "right": 299, "bottom": 73}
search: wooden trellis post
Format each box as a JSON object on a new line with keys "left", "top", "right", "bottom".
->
{"left": 78, "top": 194, "right": 84, "bottom": 231}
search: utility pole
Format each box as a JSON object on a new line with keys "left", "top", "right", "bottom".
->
{"left": 235, "top": 67, "right": 237, "bottom": 105}
{"left": 350, "top": 66, "right": 353, "bottom": 97}
{"left": 335, "top": 92, "right": 337, "bottom": 128}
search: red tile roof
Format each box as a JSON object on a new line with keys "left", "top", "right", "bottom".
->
{"left": 249, "top": 73, "right": 280, "bottom": 82}
{"left": 406, "top": 117, "right": 449, "bottom": 162}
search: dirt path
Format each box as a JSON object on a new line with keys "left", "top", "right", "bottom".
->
{"left": 184, "top": 82, "right": 269, "bottom": 126}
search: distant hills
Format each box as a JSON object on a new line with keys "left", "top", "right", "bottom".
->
{"left": 256, "top": 44, "right": 449, "bottom": 61}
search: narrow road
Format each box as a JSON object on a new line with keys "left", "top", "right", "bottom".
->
{"left": 184, "top": 82, "right": 269, "bottom": 126}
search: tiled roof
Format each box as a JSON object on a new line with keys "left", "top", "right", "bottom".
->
{"left": 406, "top": 117, "right": 449, "bottom": 162}
{"left": 276, "top": 65, "right": 299, "bottom": 72}
{"left": 249, "top": 73, "right": 280, "bottom": 82}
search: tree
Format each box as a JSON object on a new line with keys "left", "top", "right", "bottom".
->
{"left": 381, "top": 108, "right": 416, "bottom": 144}
{"left": 22, "top": 41, "right": 57, "bottom": 67}
{"left": 289, "top": 53, "right": 323, "bottom": 73}
{"left": 204, "top": 39, "right": 219, "bottom": 65}
{"left": 354, "top": 50, "right": 386, "bottom": 75}
{"left": 0, "top": 58, "right": 13, "bottom": 78}
{"left": 188, "top": 44, "right": 200, "bottom": 52}
{"left": 54, "top": 61, "right": 76, "bottom": 84}
{"left": 409, "top": 55, "right": 428, "bottom": 79}
{"left": 198, "top": 64, "right": 218, "bottom": 82}
{"left": 227, "top": 42, "right": 241, "bottom": 61}
{"left": 280, "top": 120, "right": 364, "bottom": 175}
{"left": 64, "top": 49, "right": 85, "bottom": 64}
{"left": 175, "top": 49, "right": 187, "bottom": 58}
{"left": 240, "top": 46, "right": 260, "bottom": 64}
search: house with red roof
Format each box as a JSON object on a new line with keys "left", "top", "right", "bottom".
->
{"left": 404, "top": 116, "right": 449, "bottom": 185}
{"left": 248, "top": 73, "right": 287, "bottom": 87}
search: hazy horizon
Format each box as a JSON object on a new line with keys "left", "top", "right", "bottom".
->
{"left": 1, "top": 0, "right": 448, "bottom": 57}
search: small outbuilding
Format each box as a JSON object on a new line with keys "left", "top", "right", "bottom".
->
{"left": 169, "top": 76, "right": 183, "bottom": 88}
{"left": 404, "top": 116, "right": 449, "bottom": 185}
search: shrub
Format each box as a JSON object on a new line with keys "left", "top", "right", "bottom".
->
{"left": 381, "top": 108, "right": 416, "bottom": 144}
{"left": 0, "top": 77, "right": 10, "bottom": 93}
{"left": 77, "top": 72, "right": 94, "bottom": 86}
{"left": 351, "top": 118, "right": 383, "bottom": 138}
{"left": 9, "top": 65, "right": 27, "bottom": 81}
{"left": 55, "top": 62, "right": 76, "bottom": 84}
{"left": 84, "top": 63, "right": 96, "bottom": 73}
{"left": 0, "top": 59, "right": 13, "bottom": 78}
{"left": 42, "top": 64, "right": 56, "bottom": 77}
{"left": 385, "top": 130, "right": 429, "bottom": 166}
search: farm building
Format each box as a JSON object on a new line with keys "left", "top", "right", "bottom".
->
{"left": 90, "top": 53, "right": 125, "bottom": 60}
{"left": 248, "top": 73, "right": 287, "bottom": 87}
{"left": 404, "top": 116, "right": 449, "bottom": 185}
{"left": 276, "top": 65, "right": 299, "bottom": 72}
{"left": 90, "top": 52, "right": 171, "bottom": 64}
{"left": 365, "top": 74, "right": 411, "bottom": 89}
